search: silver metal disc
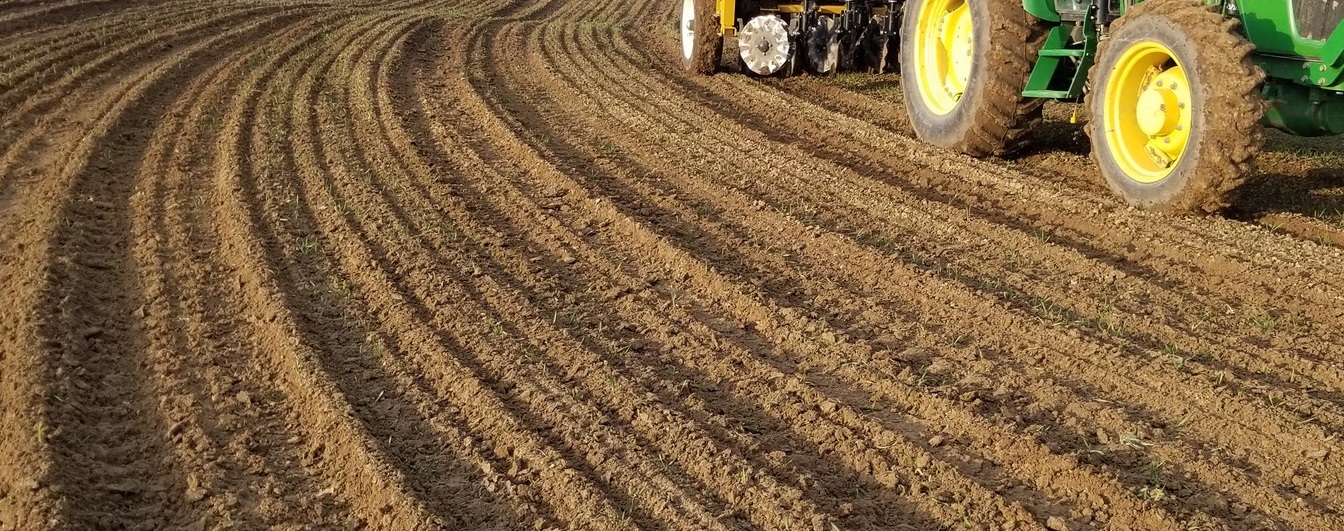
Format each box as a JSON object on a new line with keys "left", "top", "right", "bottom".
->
{"left": 738, "top": 15, "right": 790, "bottom": 76}
{"left": 807, "top": 16, "right": 840, "bottom": 74}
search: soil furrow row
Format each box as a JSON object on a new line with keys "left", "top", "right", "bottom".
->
{"left": 446, "top": 12, "right": 1107, "bottom": 531}
{"left": 581, "top": 29, "right": 1344, "bottom": 431}
{"left": 126, "top": 14, "right": 371, "bottom": 528}
{"left": 481, "top": 14, "right": 1333, "bottom": 529}
{"left": 345, "top": 18, "right": 846, "bottom": 531}
{"left": 208, "top": 13, "right": 447, "bottom": 527}
{"left": 285, "top": 15, "right": 628, "bottom": 529}
{"left": 0, "top": 2, "right": 225, "bottom": 96}
{"left": 481, "top": 14, "right": 1188, "bottom": 529}
{"left": 0, "top": 12, "right": 308, "bottom": 527}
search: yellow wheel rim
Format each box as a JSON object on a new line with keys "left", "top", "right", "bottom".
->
{"left": 1103, "top": 41, "right": 1192, "bottom": 184}
{"left": 913, "top": 0, "right": 973, "bottom": 115}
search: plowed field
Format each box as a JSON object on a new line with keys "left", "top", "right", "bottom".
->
{"left": 2, "top": 1, "right": 1343, "bottom": 530}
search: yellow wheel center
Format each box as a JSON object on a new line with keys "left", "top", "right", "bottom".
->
{"left": 1102, "top": 42, "right": 1193, "bottom": 184}
{"left": 946, "top": 6, "right": 973, "bottom": 94}
{"left": 1136, "top": 87, "right": 1179, "bottom": 137}
{"left": 914, "top": 0, "right": 973, "bottom": 115}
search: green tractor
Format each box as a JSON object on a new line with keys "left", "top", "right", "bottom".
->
{"left": 682, "top": 0, "right": 1344, "bottom": 213}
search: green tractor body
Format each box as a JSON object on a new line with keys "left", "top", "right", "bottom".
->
{"left": 681, "top": 0, "right": 1344, "bottom": 213}
{"left": 1023, "top": 0, "right": 1344, "bottom": 137}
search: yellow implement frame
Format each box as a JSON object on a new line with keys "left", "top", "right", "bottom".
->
{"left": 715, "top": 1, "right": 876, "bottom": 36}
{"left": 718, "top": 0, "right": 737, "bottom": 36}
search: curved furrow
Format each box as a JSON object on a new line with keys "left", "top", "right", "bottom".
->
{"left": 0, "top": 11, "right": 311, "bottom": 528}
{"left": 478, "top": 7, "right": 1338, "bottom": 526}
{"left": 484, "top": 15, "right": 1194, "bottom": 531}
{"left": 384, "top": 9, "right": 909, "bottom": 530}
{"left": 583, "top": 30, "right": 1344, "bottom": 429}
{"left": 0, "top": 5, "right": 299, "bottom": 201}
{"left": 126, "top": 13, "right": 379, "bottom": 528}
{"left": 399, "top": 19, "right": 975, "bottom": 531}
{"left": 0, "top": 6, "right": 302, "bottom": 295}
{"left": 0, "top": 0, "right": 153, "bottom": 36}
{"left": 328, "top": 13, "right": 766, "bottom": 530}
{"left": 351, "top": 18, "right": 849, "bottom": 531}
{"left": 209, "top": 13, "right": 446, "bottom": 528}
{"left": 583, "top": 19, "right": 1344, "bottom": 526}
{"left": 440, "top": 11, "right": 1102, "bottom": 531}
{"left": 356, "top": 21, "right": 742, "bottom": 531}
{"left": 0, "top": 4, "right": 288, "bottom": 134}
{"left": 0, "top": 2, "right": 218, "bottom": 96}
{"left": 282, "top": 15, "right": 621, "bottom": 529}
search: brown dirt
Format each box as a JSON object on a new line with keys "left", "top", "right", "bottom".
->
{"left": 2, "top": 1, "right": 1343, "bottom": 530}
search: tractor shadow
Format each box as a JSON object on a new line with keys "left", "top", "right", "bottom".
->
{"left": 1227, "top": 132, "right": 1344, "bottom": 225}
{"left": 1019, "top": 102, "right": 1091, "bottom": 158}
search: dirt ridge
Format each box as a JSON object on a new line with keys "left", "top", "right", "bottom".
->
{"left": 3, "top": 1, "right": 1343, "bottom": 530}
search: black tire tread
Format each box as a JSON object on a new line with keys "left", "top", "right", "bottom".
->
{"left": 1085, "top": 0, "right": 1264, "bottom": 214}
{"left": 685, "top": 0, "right": 722, "bottom": 75}
{"left": 959, "top": 3, "right": 1048, "bottom": 157}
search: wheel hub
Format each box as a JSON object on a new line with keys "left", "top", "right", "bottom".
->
{"left": 807, "top": 16, "right": 841, "bottom": 74}
{"left": 1136, "top": 85, "right": 1179, "bottom": 136}
{"left": 1138, "top": 68, "right": 1190, "bottom": 169}
{"left": 1102, "top": 42, "right": 1192, "bottom": 183}
{"left": 914, "top": 0, "right": 973, "bottom": 115}
{"left": 944, "top": 5, "right": 973, "bottom": 94}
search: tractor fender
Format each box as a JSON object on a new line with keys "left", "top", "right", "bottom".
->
{"left": 1022, "top": 0, "right": 1061, "bottom": 22}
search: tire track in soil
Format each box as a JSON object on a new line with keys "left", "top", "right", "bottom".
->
{"left": 0, "top": 1, "right": 216, "bottom": 98}
{"left": 459, "top": 5, "right": 1333, "bottom": 531}
{"left": 13, "top": 11, "right": 312, "bottom": 529}
{"left": 0, "top": 9, "right": 309, "bottom": 527}
{"left": 0, "top": 0, "right": 156, "bottom": 36}
{"left": 0, "top": 4, "right": 298, "bottom": 209}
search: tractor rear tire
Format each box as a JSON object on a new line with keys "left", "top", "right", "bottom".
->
{"left": 682, "top": 0, "right": 723, "bottom": 75}
{"left": 1086, "top": 0, "right": 1264, "bottom": 214}
{"left": 899, "top": 0, "right": 1046, "bottom": 157}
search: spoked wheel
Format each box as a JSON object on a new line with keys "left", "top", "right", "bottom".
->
{"left": 681, "top": 0, "right": 722, "bottom": 74}
{"left": 899, "top": 0, "right": 1045, "bottom": 156}
{"left": 739, "top": 15, "right": 793, "bottom": 76}
{"left": 1086, "top": 0, "right": 1264, "bottom": 213}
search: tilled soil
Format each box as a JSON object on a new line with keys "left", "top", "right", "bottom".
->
{"left": 2, "top": 1, "right": 1343, "bottom": 530}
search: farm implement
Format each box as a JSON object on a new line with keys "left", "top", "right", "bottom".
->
{"left": 682, "top": 0, "right": 1344, "bottom": 213}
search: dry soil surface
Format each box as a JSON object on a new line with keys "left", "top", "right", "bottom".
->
{"left": 2, "top": 1, "right": 1343, "bottom": 530}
